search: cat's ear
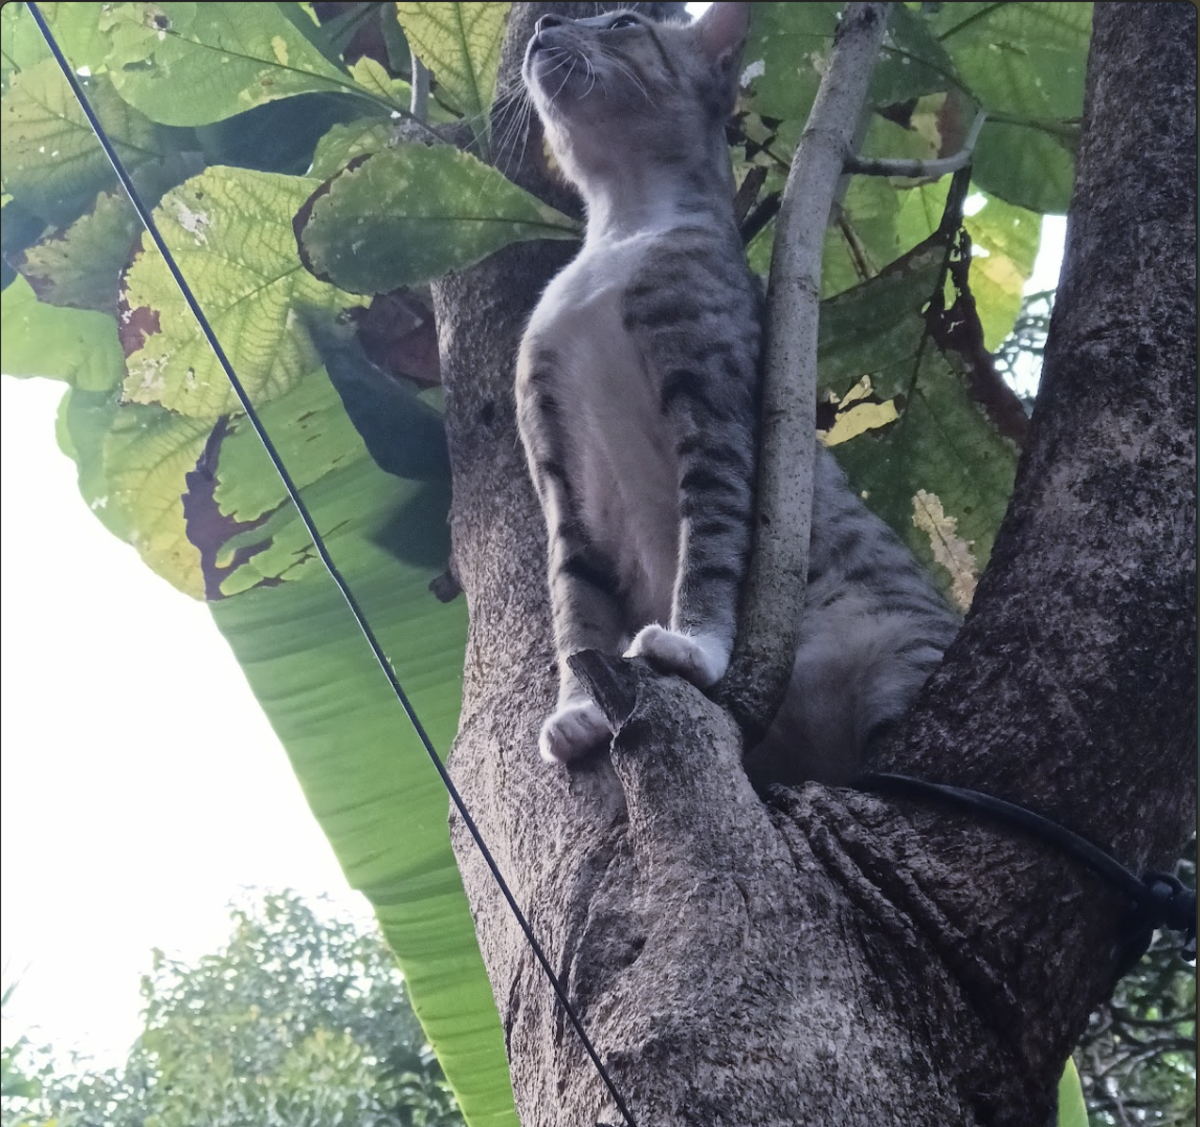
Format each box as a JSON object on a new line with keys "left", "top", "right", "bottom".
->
{"left": 693, "top": 2, "right": 751, "bottom": 71}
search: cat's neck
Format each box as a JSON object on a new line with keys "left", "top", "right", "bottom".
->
{"left": 578, "top": 157, "right": 736, "bottom": 246}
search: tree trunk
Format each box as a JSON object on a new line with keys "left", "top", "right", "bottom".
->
{"left": 436, "top": 4, "right": 1196, "bottom": 1124}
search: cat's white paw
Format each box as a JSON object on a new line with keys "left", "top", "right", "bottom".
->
{"left": 624, "top": 626, "right": 729, "bottom": 689}
{"left": 539, "top": 700, "right": 612, "bottom": 764}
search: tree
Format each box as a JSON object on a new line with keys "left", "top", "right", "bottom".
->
{"left": 1, "top": 892, "right": 463, "bottom": 1127}
{"left": 439, "top": 4, "right": 1195, "bottom": 1124}
{"left": 0, "top": 3, "right": 1193, "bottom": 1125}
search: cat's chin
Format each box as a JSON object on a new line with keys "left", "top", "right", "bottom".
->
{"left": 539, "top": 700, "right": 612, "bottom": 764}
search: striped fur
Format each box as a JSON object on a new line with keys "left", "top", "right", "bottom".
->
{"left": 517, "top": 5, "right": 960, "bottom": 780}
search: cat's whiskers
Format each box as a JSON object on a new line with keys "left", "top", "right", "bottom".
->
{"left": 550, "top": 53, "right": 582, "bottom": 104}
{"left": 581, "top": 55, "right": 598, "bottom": 100}
{"left": 601, "top": 54, "right": 654, "bottom": 107}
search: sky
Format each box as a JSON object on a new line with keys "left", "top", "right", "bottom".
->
{"left": 0, "top": 374, "right": 372, "bottom": 1068}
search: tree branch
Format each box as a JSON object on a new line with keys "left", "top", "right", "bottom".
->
{"left": 722, "top": 2, "right": 890, "bottom": 738}
{"left": 409, "top": 51, "right": 429, "bottom": 122}
{"left": 845, "top": 110, "right": 987, "bottom": 179}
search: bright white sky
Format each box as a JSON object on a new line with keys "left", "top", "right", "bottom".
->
{"left": 0, "top": 375, "right": 372, "bottom": 1067}
{"left": 0, "top": 148, "right": 1066, "bottom": 1083}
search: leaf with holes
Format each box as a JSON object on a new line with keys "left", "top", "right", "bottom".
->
{"left": 96, "top": 1, "right": 369, "bottom": 126}
{"left": 16, "top": 191, "right": 141, "bottom": 315}
{"left": 394, "top": 2, "right": 510, "bottom": 156}
{"left": 56, "top": 381, "right": 212, "bottom": 596}
{"left": 120, "top": 166, "right": 365, "bottom": 418}
{"left": 296, "top": 144, "right": 578, "bottom": 295}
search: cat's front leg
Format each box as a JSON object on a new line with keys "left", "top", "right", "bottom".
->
{"left": 621, "top": 271, "right": 760, "bottom": 692}
{"left": 517, "top": 346, "right": 627, "bottom": 763}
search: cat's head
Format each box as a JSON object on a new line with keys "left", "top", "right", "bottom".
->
{"left": 522, "top": 4, "right": 750, "bottom": 190}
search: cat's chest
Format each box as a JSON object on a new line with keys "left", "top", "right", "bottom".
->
{"left": 524, "top": 235, "right": 654, "bottom": 385}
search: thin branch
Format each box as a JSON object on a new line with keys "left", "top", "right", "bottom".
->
{"left": 845, "top": 111, "right": 987, "bottom": 179}
{"left": 721, "top": 2, "right": 891, "bottom": 739}
{"left": 409, "top": 50, "right": 430, "bottom": 122}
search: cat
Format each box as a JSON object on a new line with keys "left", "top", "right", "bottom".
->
{"left": 516, "top": 3, "right": 960, "bottom": 785}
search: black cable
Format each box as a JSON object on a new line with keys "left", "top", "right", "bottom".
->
{"left": 858, "top": 772, "right": 1197, "bottom": 964}
{"left": 27, "top": 7, "right": 639, "bottom": 1124}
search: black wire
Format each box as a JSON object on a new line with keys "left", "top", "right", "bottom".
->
{"left": 27, "top": 6, "right": 639, "bottom": 1123}
{"left": 858, "top": 772, "right": 1197, "bottom": 960}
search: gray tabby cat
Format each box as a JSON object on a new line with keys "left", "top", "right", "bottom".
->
{"left": 517, "top": 3, "right": 960, "bottom": 784}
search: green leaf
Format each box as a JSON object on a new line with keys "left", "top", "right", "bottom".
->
{"left": 16, "top": 190, "right": 141, "bottom": 315}
{"left": 932, "top": 3, "right": 1088, "bottom": 213}
{"left": 742, "top": 2, "right": 841, "bottom": 122}
{"left": 1057, "top": 1057, "right": 1088, "bottom": 1127}
{"left": 1, "top": 1, "right": 48, "bottom": 95}
{"left": 0, "top": 275, "right": 123, "bottom": 390}
{"left": 0, "top": 60, "right": 166, "bottom": 226}
{"left": 350, "top": 55, "right": 413, "bottom": 106}
{"left": 823, "top": 177, "right": 950, "bottom": 297}
{"left": 55, "top": 379, "right": 212, "bottom": 595}
{"left": 819, "top": 240, "right": 945, "bottom": 402}
{"left": 309, "top": 118, "right": 395, "bottom": 179}
{"left": 120, "top": 166, "right": 365, "bottom": 417}
{"left": 208, "top": 423, "right": 517, "bottom": 1127}
{"left": 964, "top": 191, "right": 1041, "bottom": 350}
{"left": 819, "top": 238, "right": 1019, "bottom": 605}
{"left": 193, "top": 91, "right": 381, "bottom": 176}
{"left": 972, "top": 120, "right": 1076, "bottom": 213}
{"left": 97, "top": 1, "right": 367, "bottom": 126}
{"left": 394, "top": 2, "right": 509, "bottom": 156}
{"left": 934, "top": 3, "right": 1091, "bottom": 123}
{"left": 871, "top": 5, "right": 962, "bottom": 106}
{"left": 296, "top": 144, "right": 577, "bottom": 295}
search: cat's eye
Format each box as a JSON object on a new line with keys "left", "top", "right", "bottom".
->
{"left": 607, "top": 15, "right": 639, "bottom": 30}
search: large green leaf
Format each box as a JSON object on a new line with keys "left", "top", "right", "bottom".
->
{"left": 95, "top": 1, "right": 378, "bottom": 126}
{"left": 296, "top": 144, "right": 578, "bottom": 295}
{"left": 394, "top": 2, "right": 510, "bottom": 156}
{"left": 972, "top": 120, "right": 1076, "bottom": 214}
{"left": 0, "top": 59, "right": 166, "bottom": 226}
{"left": 933, "top": 3, "right": 1088, "bottom": 212}
{"left": 933, "top": 3, "right": 1091, "bottom": 123}
{"left": 120, "top": 166, "right": 365, "bottom": 417}
{"left": 201, "top": 376, "right": 515, "bottom": 1126}
{"left": 0, "top": 274, "right": 123, "bottom": 390}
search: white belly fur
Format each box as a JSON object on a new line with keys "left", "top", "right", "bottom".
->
{"left": 525, "top": 234, "right": 679, "bottom": 626}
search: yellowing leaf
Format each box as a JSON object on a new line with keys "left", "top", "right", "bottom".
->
{"left": 821, "top": 376, "right": 900, "bottom": 446}
{"left": 912, "top": 489, "right": 978, "bottom": 612}
{"left": 395, "top": 2, "right": 510, "bottom": 155}
{"left": 121, "top": 166, "right": 365, "bottom": 417}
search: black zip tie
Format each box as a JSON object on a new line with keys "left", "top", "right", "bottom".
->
{"left": 857, "top": 772, "right": 1197, "bottom": 968}
{"left": 26, "top": 7, "right": 639, "bottom": 1124}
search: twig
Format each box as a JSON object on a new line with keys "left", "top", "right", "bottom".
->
{"left": 721, "top": 2, "right": 891, "bottom": 740}
{"left": 846, "top": 111, "right": 986, "bottom": 178}
{"left": 410, "top": 50, "right": 430, "bottom": 122}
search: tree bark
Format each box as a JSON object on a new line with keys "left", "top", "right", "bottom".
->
{"left": 437, "top": 4, "right": 1196, "bottom": 1125}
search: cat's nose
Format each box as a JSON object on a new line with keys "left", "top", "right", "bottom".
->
{"left": 530, "top": 13, "right": 565, "bottom": 54}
